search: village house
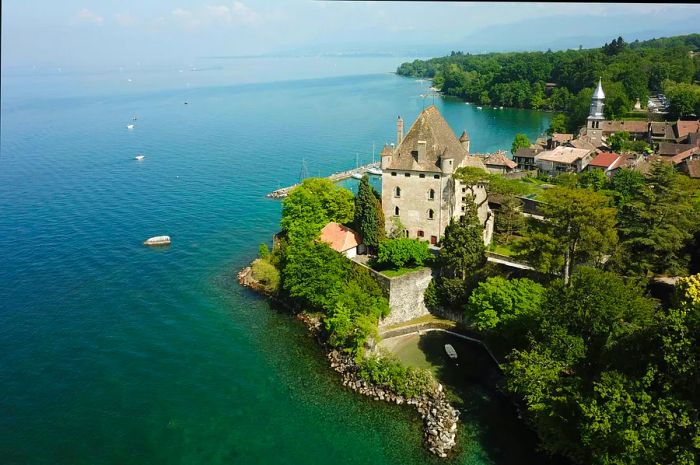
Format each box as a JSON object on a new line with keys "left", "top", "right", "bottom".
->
{"left": 319, "top": 222, "right": 365, "bottom": 258}
{"left": 480, "top": 151, "right": 517, "bottom": 174}
{"left": 586, "top": 152, "right": 623, "bottom": 177}
{"left": 535, "top": 146, "right": 594, "bottom": 175}
{"left": 381, "top": 106, "right": 494, "bottom": 246}
{"left": 513, "top": 146, "right": 542, "bottom": 171}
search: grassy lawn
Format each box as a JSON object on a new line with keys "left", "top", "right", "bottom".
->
{"left": 381, "top": 314, "right": 457, "bottom": 332}
{"left": 488, "top": 243, "right": 516, "bottom": 256}
{"left": 379, "top": 265, "right": 428, "bottom": 277}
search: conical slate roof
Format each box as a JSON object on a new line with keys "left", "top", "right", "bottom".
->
{"left": 385, "top": 105, "right": 485, "bottom": 172}
{"left": 459, "top": 130, "right": 470, "bottom": 142}
{"left": 593, "top": 78, "right": 605, "bottom": 99}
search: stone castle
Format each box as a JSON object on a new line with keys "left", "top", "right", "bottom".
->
{"left": 380, "top": 105, "right": 494, "bottom": 245}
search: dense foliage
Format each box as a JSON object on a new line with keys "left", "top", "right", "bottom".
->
{"left": 398, "top": 34, "right": 700, "bottom": 132}
{"left": 376, "top": 238, "right": 431, "bottom": 269}
{"left": 358, "top": 354, "right": 436, "bottom": 398}
{"left": 501, "top": 268, "right": 699, "bottom": 465}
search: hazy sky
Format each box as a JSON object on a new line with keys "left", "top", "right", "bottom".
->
{"left": 3, "top": 1, "right": 700, "bottom": 69}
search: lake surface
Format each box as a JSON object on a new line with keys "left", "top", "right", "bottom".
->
{"left": 0, "top": 57, "right": 550, "bottom": 465}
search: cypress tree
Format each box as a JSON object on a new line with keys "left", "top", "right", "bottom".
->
{"left": 439, "top": 195, "right": 486, "bottom": 279}
{"left": 354, "top": 175, "right": 384, "bottom": 251}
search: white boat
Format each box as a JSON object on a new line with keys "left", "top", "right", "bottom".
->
{"left": 476, "top": 106, "right": 483, "bottom": 110}
{"left": 445, "top": 344, "right": 457, "bottom": 360}
{"left": 499, "top": 106, "right": 504, "bottom": 109}
{"left": 144, "top": 235, "right": 171, "bottom": 246}
{"left": 134, "top": 154, "right": 144, "bottom": 161}
{"left": 127, "top": 124, "right": 134, "bottom": 130}
{"left": 351, "top": 172, "right": 363, "bottom": 180}
{"left": 367, "top": 167, "right": 382, "bottom": 176}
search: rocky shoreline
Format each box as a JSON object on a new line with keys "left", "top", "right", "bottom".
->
{"left": 238, "top": 266, "right": 460, "bottom": 458}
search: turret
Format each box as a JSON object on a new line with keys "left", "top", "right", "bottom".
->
{"left": 459, "top": 130, "right": 470, "bottom": 153}
{"left": 441, "top": 155, "right": 454, "bottom": 174}
{"left": 380, "top": 143, "right": 392, "bottom": 170}
{"left": 397, "top": 116, "right": 404, "bottom": 146}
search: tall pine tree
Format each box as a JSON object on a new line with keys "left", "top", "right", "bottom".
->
{"left": 439, "top": 195, "right": 486, "bottom": 279}
{"left": 354, "top": 175, "right": 385, "bottom": 252}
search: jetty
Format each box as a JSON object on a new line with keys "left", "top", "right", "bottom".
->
{"left": 267, "top": 162, "right": 380, "bottom": 199}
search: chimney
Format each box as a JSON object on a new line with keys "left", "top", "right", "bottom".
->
{"left": 397, "top": 116, "right": 404, "bottom": 146}
{"left": 417, "top": 140, "right": 427, "bottom": 162}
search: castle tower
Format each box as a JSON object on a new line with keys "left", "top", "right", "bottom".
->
{"left": 587, "top": 78, "right": 605, "bottom": 145}
{"left": 397, "top": 116, "right": 404, "bottom": 146}
{"left": 459, "top": 130, "right": 470, "bottom": 153}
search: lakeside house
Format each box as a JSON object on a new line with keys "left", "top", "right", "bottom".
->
{"left": 535, "top": 146, "right": 594, "bottom": 175}
{"left": 513, "top": 146, "right": 542, "bottom": 171}
{"left": 381, "top": 105, "right": 494, "bottom": 246}
{"left": 319, "top": 222, "right": 365, "bottom": 258}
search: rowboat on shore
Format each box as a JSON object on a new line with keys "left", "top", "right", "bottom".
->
{"left": 444, "top": 344, "right": 457, "bottom": 360}
{"left": 144, "top": 235, "right": 171, "bottom": 246}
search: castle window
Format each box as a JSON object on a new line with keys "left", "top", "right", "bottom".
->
{"left": 461, "top": 206, "right": 465, "bottom": 212}
{"left": 391, "top": 172, "right": 397, "bottom": 176}
{"left": 419, "top": 173, "right": 425, "bottom": 178}
{"left": 405, "top": 173, "right": 410, "bottom": 177}
{"left": 394, "top": 206, "right": 400, "bottom": 216}
{"left": 428, "top": 189, "right": 435, "bottom": 200}
{"left": 462, "top": 187, "right": 466, "bottom": 193}
{"left": 428, "top": 209, "right": 435, "bottom": 220}
{"left": 417, "top": 230, "right": 424, "bottom": 238}
{"left": 394, "top": 186, "right": 401, "bottom": 198}
{"left": 434, "top": 175, "right": 440, "bottom": 179}
{"left": 462, "top": 197, "right": 466, "bottom": 202}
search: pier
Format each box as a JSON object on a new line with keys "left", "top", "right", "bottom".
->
{"left": 267, "top": 162, "right": 381, "bottom": 199}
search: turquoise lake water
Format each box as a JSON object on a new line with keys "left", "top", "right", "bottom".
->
{"left": 0, "top": 58, "right": 550, "bottom": 465}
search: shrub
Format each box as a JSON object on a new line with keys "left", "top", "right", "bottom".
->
{"left": 376, "top": 238, "right": 431, "bottom": 269}
{"left": 251, "top": 259, "right": 280, "bottom": 294}
{"left": 357, "top": 354, "right": 436, "bottom": 398}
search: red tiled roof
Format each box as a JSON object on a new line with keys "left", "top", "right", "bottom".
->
{"left": 483, "top": 152, "right": 517, "bottom": 169}
{"left": 670, "top": 147, "right": 700, "bottom": 165}
{"left": 677, "top": 120, "right": 700, "bottom": 140}
{"left": 589, "top": 152, "right": 621, "bottom": 169}
{"left": 319, "top": 222, "right": 361, "bottom": 252}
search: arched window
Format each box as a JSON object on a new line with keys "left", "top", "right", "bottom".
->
{"left": 394, "top": 186, "right": 401, "bottom": 198}
{"left": 428, "top": 209, "right": 434, "bottom": 220}
{"left": 394, "top": 206, "right": 400, "bottom": 216}
{"left": 428, "top": 188, "right": 435, "bottom": 200}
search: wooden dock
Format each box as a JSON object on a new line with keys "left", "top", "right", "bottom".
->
{"left": 266, "top": 162, "right": 381, "bottom": 199}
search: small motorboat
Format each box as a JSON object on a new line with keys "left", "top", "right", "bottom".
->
{"left": 367, "top": 167, "right": 382, "bottom": 176}
{"left": 127, "top": 124, "right": 134, "bottom": 130}
{"left": 351, "top": 172, "right": 363, "bottom": 180}
{"left": 144, "top": 235, "right": 171, "bottom": 246}
{"left": 134, "top": 154, "right": 144, "bottom": 161}
{"left": 445, "top": 344, "right": 458, "bottom": 360}
{"left": 476, "top": 106, "right": 483, "bottom": 110}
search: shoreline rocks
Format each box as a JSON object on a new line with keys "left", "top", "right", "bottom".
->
{"left": 239, "top": 265, "right": 460, "bottom": 458}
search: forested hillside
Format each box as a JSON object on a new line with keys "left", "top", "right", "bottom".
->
{"left": 398, "top": 35, "right": 700, "bottom": 132}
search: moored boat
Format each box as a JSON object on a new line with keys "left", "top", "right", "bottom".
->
{"left": 127, "top": 124, "right": 134, "bottom": 130}
{"left": 144, "top": 235, "right": 171, "bottom": 246}
{"left": 367, "top": 167, "right": 382, "bottom": 176}
{"left": 351, "top": 172, "right": 363, "bottom": 180}
{"left": 445, "top": 344, "right": 457, "bottom": 360}
{"left": 134, "top": 154, "right": 144, "bottom": 161}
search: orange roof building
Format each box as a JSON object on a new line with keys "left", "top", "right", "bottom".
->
{"left": 319, "top": 222, "right": 363, "bottom": 258}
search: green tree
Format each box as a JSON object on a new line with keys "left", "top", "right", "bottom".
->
{"left": 547, "top": 113, "right": 569, "bottom": 135}
{"left": 664, "top": 80, "right": 700, "bottom": 118}
{"left": 353, "top": 175, "right": 385, "bottom": 251}
{"left": 515, "top": 187, "right": 618, "bottom": 283}
{"left": 439, "top": 196, "right": 486, "bottom": 279}
{"left": 495, "top": 195, "right": 525, "bottom": 242}
{"left": 511, "top": 133, "right": 531, "bottom": 155}
{"left": 282, "top": 178, "right": 354, "bottom": 242}
{"left": 376, "top": 238, "right": 430, "bottom": 269}
{"left": 282, "top": 241, "right": 351, "bottom": 310}
{"left": 616, "top": 162, "right": 700, "bottom": 275}
{"left": 466, "top": 276, "right": 545, "bottom": 337}
{"left": 578, "top": 169, "right": 608, "bottom": 191}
